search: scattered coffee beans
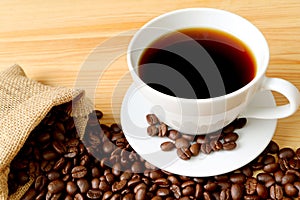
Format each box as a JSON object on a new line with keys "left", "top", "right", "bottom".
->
{"left": 146, "top": 113, "right": 245, "bottom": 160}
{"left": 8, "top": 105, "right": 300, "bottom": 199}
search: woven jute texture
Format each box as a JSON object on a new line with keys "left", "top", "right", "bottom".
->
{"left": 0, "top": 65, "right": 92, "bottom": 200}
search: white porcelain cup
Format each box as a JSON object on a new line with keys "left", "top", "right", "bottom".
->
{"left": 127, "top": 8, "right": 300, "bottom": 135}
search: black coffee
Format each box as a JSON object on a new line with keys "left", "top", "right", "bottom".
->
{"left": 138, "top": 28, "right": 256, "bottom": 99}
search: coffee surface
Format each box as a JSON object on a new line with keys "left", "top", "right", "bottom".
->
{"left": 138, "top": 28, "right": 256, "bottom": 99}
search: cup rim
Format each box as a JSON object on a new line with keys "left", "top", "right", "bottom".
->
{"left": 127, "top": 7, "right": 270, "bottom": 102}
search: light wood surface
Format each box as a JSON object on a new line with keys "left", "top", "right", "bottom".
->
{"left": 0, "top": 0, "right": 299, "bottom": 150}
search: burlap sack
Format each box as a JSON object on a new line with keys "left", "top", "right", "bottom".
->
{"left": 0, "top": 65, "right": 92, "bottom": 199}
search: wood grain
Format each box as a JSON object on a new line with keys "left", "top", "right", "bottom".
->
{"left": 0, "top": 0, "right": 299, "bottom": 150}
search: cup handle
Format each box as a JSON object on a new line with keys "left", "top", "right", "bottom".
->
{"left": 242, "top": 77, "right": 300, "bottom": 119}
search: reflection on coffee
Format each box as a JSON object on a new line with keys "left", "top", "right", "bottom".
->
{"left": 138, "top": 28, "right": 256, "bottom": 99}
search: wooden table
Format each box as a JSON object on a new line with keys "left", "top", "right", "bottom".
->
{"left": 0, "top": 0, "right": 299, "bottom": 150}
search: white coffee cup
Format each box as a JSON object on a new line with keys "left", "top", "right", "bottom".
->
{"left": 127, "top": 8, "right": 300, "bottom": 135}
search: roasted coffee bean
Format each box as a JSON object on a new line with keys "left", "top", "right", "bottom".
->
{"left": 53, "top": 157, "right": 66, "bottom": 171}
{"left": 245, "top": 177, "right": 257, "bottom": 195}
{"left": 47, "top": 171, "right": 60, "bottom": 181}
{"left": 263, "top": 163, "right": 279, "bottom": 173}
{"left": 157, "top": 188, "right": 170, "bottom": 196}
{"left": 48, "top": 180, "right": 64, "bottom": 194}
{"left": 168, "top": 130, "right": 181, "bottom": 140}
{"left": 230, "top": 173, "right": 246, "bottom": 184}
{"left": 35, "top": 175, "right": 47, "bottom": 191}
{"left": 278, "top": 158, "right": 290, "bottom": 171}
{"left": 266, "top": 140, "right": 280, "bottom": 154}
{"left": 270, "top": 184, "right": 283, "bottom": 200}
{"left": 257, "top": 173, "right": 274, "bottom": 183}
{"left": 127, "top": 177, "right": 141, "bottom": 188}
{"left": 64, "top": 146, "right": 78, "bottom": 158}
{"left": 62, "top": 161, "right": 72, "bottom": 175}
{"left": 182, "top": 186, "right": 194, "bottom": 196}
{"left": 293, "top": 182, "right": 300, "bottom": 196}
{"left": 112, "top": 179, "right": 127, "bottom": 192}
{"left": 177, "top": 147, "right": 192, "bottom": 160}
{"left": 131, "top": 161, "right": 143, "bottom": 173}
{"left": 201, "top": 143, "right": 212, "bottom": 154}
{"left": 265, "top": 179, "right": 276, "bottom": 188}
{"left": 284, "top": 183, "right": 298, "bottom": 197}
{"left": 134, "top": 182, "right": 147, "bottom": 193}
{"left": 91, "top": 178, "right": 100, "bottom": 189}
{"left": 210, "top": 140, "right": 223, "bottom": 151}
{"left": 278, "top": 147, "right": 295, "bottom": 159}
{"left": 234, "top": 118, "right": 247, "bottom": 129}
{"left": 231, "top": 183, "right": 243, "bottom": 200}
{"left": 222, "top": 123, "right": 235, "bottom": 134}
{"left": 251, "top": 161, "right": 263, "bottom": 171}
{"left": 105, "top": 173, "right": 115, "bottom": 184}
{"left": 111, "top": 123, "right": 121, "bottom": 133}
{"left": 274, "top": 170, "right": 284, "bottom": 183}
{"left": 103, "top": 140, "right": 115, "bottom": 154}
{"left": 241, "top": 166, "right": 253, "bottom": 177}
{"left": 223, "top": 141, "right": 237, "bottom": 150}
{"left": 160, "top": 141, "right": 175, "bottom": 151}
{"left": 175, "top": 138, "right": 190, "bottom": 149}
{"left": 71, "top": 166, "right": 87, "bottom": 178}
{"left": 220, "top": 188, "right": 230, "bottom": 200}
{"left": 66, "top": 181, "right": 78, "bottom": 195}
{"left": 204, "top": 182, "right": 218, "bottom": 192}
{"left": 42, "top": 150, "right": 58, "bottom": 161}
{"left": 281, "top": 174, "right": 295, "bottom": 185}
{"left": 168, "top": 175, "right": 180, "bottom": 186}
{"left": 147, "top": 125, "right": 159, "bottom": 136}
{"left": 94, "top": 110, "right": 103, "bottom": 119}
{"left": 158, "top": 123, "right": 168, "bottom": 137}
{"left": 155, "top": 178, "right": 170, "bottom": 187}
{"left": 288, "top": 158, "right": 300, "bottom": 169}
{"left": 102, "top": 191, "right": 113, "bottom": 200}
{"left": 77, "top": 178, "right": 90, "bottom": 193}
{"left": 224, "top": 132, "right": 239, "bottom": 143}
{"left": 99, "top": 180, "right": 110, "bottom": 191}
{"left": 170, "top": 184, "right": 181, "bottom": 198}
{"left": 262, "top": 155, "right": 276, "bottom": 165}
{"left": 196, "top": 135, "right": 207, "bottom": 144}
{"left": 256, "top": 183, "right": 268, "bottom": 199}
{"left": 116, "top": 137, "right": 127, "bottom": 148}
{"left": 150, "top": 170, "right": 164, "bottom": 180}
{"left": 74, "top": 193, "right": 85, "bottom": 200}
{"left": 136, "top": 187, "right": 147, "bottom": 199}
{"left": 52, "top": 141, "right": 66, "bottom": 154}
{"left": 189, "top": 143, "right": 200, "bottom": 156}
{"left": 195, "top": 183, "right": 203, "bottom": 199}
{"left": 286, "top": 169, "right": 300, "bottom": 178}
{"left": 87, "top": 189, "right": 102, "bottom": 199}
{"left": 146, "top": 114, "right": 159, "bottom": 125}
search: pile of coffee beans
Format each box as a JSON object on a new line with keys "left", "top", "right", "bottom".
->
{"left": 8, "top": 103, "right": 300, "bottom": 199}
{"left": 146, "top": 114, "right": 246, "bottom": 160}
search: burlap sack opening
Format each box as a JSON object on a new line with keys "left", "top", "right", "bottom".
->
{"left": 0, "top": 65, "right": 92, "bottom": 199}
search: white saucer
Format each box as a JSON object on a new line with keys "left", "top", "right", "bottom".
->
{"left": 120, "top": 84, "right": 277, "bottom": 177}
